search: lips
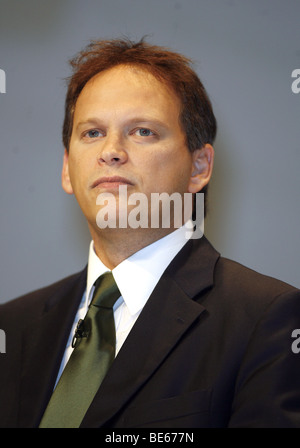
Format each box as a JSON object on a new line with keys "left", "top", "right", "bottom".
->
{"left": 91, "top": 176, "right": 134, "bottom": 189}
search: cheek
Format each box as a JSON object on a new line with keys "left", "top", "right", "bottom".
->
{"left": 139, "top": 148, "right": 192, "bottom": 193}
{"left": 69, "top": 149, "right": 91, "bottom": 177}
{"left": 67, "top": 157, "right": 88, "bottom": 195}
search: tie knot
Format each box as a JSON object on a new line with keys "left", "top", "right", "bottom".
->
{"left": 91, "top": 272, "right": 120, "bottom": 309}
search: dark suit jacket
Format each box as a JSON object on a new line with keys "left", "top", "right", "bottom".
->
{"left": 1, "top": 236, "right": 300, "bottom": 428}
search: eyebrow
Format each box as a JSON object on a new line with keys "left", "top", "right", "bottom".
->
{"left": 75, "top": 117, "right": 170, "bottom": 131}
{"left": 75, "top": 119, "right": 103, "bottom": 131}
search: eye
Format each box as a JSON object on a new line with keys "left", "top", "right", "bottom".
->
{"left": 84, "top": 129, "right": 103, "bottom": 139}
{"left": 134, "top": 128, "right": 155, "bottom": 137}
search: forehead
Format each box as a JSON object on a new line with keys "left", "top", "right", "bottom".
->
{"left": 74, "top": 64, "right": 181, "bottom": 119}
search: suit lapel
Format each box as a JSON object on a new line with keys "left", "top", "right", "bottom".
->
{"left": 19, "top": 268, "right": 87, "bottom": 427}
{"left": 81, "top": 236, "right": 220, "bottom": 428}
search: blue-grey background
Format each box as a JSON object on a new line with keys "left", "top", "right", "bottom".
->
{"left": 0, "top": 0, "right": 299, "bottom": 303}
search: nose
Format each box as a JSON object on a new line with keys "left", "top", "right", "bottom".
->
{"left": 97, "top": 132, "right": 128, "bottom": 166}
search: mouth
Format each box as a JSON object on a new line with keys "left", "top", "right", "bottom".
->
{"left": 91, "top": 176, "right": 134, "bottom": 190}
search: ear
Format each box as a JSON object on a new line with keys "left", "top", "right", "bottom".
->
{"left": 187, "top": 144, "right": 214, "bottom": 193}
{"left": 61, "top": 149, "right": 74, "bottom": 195}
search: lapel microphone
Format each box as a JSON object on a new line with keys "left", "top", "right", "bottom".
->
{"left": 71, "top": 319, "right": 89, "bottom": 348}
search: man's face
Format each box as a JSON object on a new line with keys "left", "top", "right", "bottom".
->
{"left": 62, "top": 65, "right": 211, "bottom": 234}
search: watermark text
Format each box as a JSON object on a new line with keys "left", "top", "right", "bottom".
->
{"left": 0, "top": 329, "right": 6, "bottom": 353}
{"left": 0, "top": 69, "right": 6, "bottom": 94}
{"left": 96, "top": 186, "right": 204, "bottom": 239}
{"left": 291, "top": 329, "right": 300, "bottom": 354}
{"left": 291, "top": 69, "right": 300, "bottom": 94}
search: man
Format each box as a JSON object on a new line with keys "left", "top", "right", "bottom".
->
{"left": 0, "top": 38, "right": 300, "bottom": 428}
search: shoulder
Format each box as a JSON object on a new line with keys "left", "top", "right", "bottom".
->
{"left": 208, "top": 256, "right": 300, "bottom": 324}
{"left": 0, "top": 268, "right": 87, "bottom": 325}
{"left": 214, "top": 256, "right": 297, "bottom": 296}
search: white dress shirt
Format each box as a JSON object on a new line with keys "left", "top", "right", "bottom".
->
{"left": 55, "top": 222, "right": 192, "bottom": 384}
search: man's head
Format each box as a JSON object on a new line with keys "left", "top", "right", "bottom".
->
{"left": 63, "top": 37, "right": 217, "bottom": 156}
{"left": 61, "top": 38, "right": 216, "bottom": 244}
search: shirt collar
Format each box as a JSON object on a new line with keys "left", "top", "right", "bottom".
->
{"left": 86, "top": 220, "right": 193, "bottom": 316}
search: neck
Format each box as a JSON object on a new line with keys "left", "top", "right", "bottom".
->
{"left": 88, "top": 225, "right": 176, "bottom": 270}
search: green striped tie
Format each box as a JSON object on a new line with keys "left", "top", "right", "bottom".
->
{"left": 39, "top": 272, "right": 120, "bottom": 428}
